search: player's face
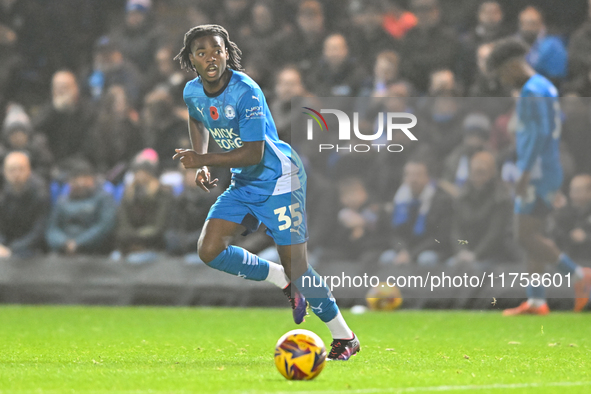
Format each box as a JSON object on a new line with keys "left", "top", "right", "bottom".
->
{"left": 189, "top": 35, "right": 229, "bottom": 84}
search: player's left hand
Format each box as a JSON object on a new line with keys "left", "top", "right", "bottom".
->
{"left": 173, "top": 149, "right": 205, "bottom": 169}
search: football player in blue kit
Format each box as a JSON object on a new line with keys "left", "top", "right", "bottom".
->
{"left": 172, "top": 24, "right": 359, "bottom": 360}
{"left": 487, "top": 38, "right": 591, "bottom": 315}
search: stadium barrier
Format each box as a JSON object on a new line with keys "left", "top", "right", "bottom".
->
{"left": 0, "top": 256, "right": 582, "bottom": 311}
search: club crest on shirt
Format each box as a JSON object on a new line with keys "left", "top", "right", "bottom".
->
{"left": 224, "top": 105, "right": 236, "bottom": 120}
{"left": 210, "top": 106, "right": 219, "bottom": 120}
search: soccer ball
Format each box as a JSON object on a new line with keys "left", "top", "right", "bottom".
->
{"left": 366, "top": 283, "right": 403, "bottom": 311}
{"left": 274, "top": 329, "right": 326, "bottom": 380}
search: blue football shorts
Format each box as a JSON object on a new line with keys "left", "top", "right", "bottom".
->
{"left": 206, "top": 182, "right": 308, "bottom": 246}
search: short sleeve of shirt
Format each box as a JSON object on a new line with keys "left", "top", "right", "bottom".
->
{"left": 237, "top": 85, "right": 266, "bottom": 142}
{"left": 183, "top": 82, "right": 203, "bottom": 122}
{"left": 184, "top": 96, "right": 201, "bottom": 123}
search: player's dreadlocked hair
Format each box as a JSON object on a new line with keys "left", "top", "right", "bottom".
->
{"left": 486, "top": 38, "right": 529, "bottom": 74}
{"left": 175, "top": 24, "right": 244, "bottom": 74}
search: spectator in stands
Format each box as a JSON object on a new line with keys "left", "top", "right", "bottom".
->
{"left": 460, "top": 1, "right": 510, "bottom": 87}
{"left": 324, "top": 174, "right": 382, "bottom": 262}
{"left": 142, "top": 87, "right": 190, "bottom": 170}
{"left": 415, "top": 69, "right": 466, "bottom": 165}
{"left": 359, "top": 51, "right": 401, "bottom": 99}
{"left": 469, "top": 42, "right": 509, "bottom": 99}
{"left": 399, "top": 0, "right": 459, "bottom": 93}
{"left": 279, "top": 0, "right": 327, "bottom": 73}
{"left": 145, "top": 44, "right": 192, "bottom": 108}
{"left": 449, "top": 151, "right": 514, "bottom": 268}
{"left": 308, "top": 34, "right": 364, "bottom": 97}
{"left": 216, "top": 0, "right": 252, "bottom": 43}
{"left": 240, "top": 1, "right": 288, "bottom": 90}
{"left": 271, "top": 66, "right": 312, "bottom": 144}
{"left": 380, "top": 159, "right": 453, "bottom": 266}
{"left": 165, "top": 169, "right": 219, "bottom": 263}
{"left": 551, "top": 174, "right": 591, "bottom": 264}
{"left": 561, "top": 95, "right": 591, "bottom": 174}
{"left": 567, "top": 3, "right": 591, "bottom": 96}
{"left": 85, "top": 85, "right": 142, "bottom": 175}
{"left": 428, "top": 68, "right": 457, "bottom": 96}
{"left": 114, "top": 152, "right": 173, "bottom": 263}
{"left": 108, "top": 0, "right": 161, "bottom": 75}
{"left": 88, "top": 36, "right": 144, "bottom": 107}
{"left": 0, "top": 151, "right": 49, "bottom": 259}
{"left": 34, "top": 70, "right": 96, "bottom": 163}
{"left": 369, "top": 82, "right": 416, "bottom": 202}
{"left": 518, "top": 6, "right": 568, "bottom": 82}
{"left": 469, "top": 1, "right": 508, "bottom": 45}
{"left": 1, "top": 103, "right": 52, "bottom": 180}
{"left": 381, "top": 0, "right": 417, "bottom": 43}
{"left": 357, "top": 51, "right": 403, "bottom": 120}
{"left": 347, "top": 0, "right": 398, "bottom": 71}
{"left": 440, "top": 113, "right": 491, "bottom": 197}
{"left": 0, "top": 12, "right": 22, "bottom": 119}
{"left": 46, "top": 159, "right": 117, "bottom": 255}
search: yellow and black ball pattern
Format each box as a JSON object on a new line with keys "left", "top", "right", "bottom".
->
{"left": 274, "top": 329, "right": 326, "bottom": 380}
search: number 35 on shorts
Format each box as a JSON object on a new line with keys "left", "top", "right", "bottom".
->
{"left": 274, "top": 203, "right": 303, "bottom": 231}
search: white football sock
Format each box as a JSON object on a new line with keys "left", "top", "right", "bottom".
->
{"left": 326, "top": 311, "right": 354, "bottom": 339}
{"left": 527, "top": 298, "right": 546, "bottom": 308}
{"left": 265, "top": 262, "right": 290, "bottom": 289}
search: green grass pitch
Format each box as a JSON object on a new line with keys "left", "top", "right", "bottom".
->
{"left": 0, "top": 306, "right": 590, "bottom": 393}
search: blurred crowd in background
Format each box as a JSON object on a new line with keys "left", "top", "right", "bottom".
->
{"left": 1, "top": 0, "right": 591, "bottom": 269}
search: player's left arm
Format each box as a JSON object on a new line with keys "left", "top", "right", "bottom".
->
{"left": 173, "top": 141, "right": 264, "bottom": 168}
{"left": 174, "top": 87, "right": 267, "bottom": 169}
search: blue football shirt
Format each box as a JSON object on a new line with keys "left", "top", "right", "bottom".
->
{"left": 516, "top": 74, "right": 563, "bottom": 193}
{"left": 183, "top": 70, "right": 306, "bottom": 195}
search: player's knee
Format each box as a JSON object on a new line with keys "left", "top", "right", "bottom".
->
{"left": 197, "top": 239, "right": 222, "bottom": 264}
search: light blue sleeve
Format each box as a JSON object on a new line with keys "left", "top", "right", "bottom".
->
{"left": 183, "top": 84, "right": 202, "bottom": 122}
{"left": 517, "top": 93, "right": 552, "bottom": 172}
{"left": 237, "top": 86, "right": 266, "bottom": 142}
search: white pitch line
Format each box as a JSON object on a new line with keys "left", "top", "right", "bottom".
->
{"left": 231, "top": 380, "right": 591, "bottom": 394}
{"left": 1, "top": 382, "right": 589, "bottom": 394}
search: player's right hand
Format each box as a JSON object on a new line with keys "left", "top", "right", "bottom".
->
{"left": 195, "top": 167, "right": 218, "bottom": 192}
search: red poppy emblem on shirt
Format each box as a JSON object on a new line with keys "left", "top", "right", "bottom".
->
{"left": 210, "top": 106, "right": 219, "bottom": 120}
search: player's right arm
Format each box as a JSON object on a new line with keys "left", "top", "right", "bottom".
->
{"left": 188, "top": 116, "right": 208, "bottom": 154}
{"left": 183, "top": 116, "right": 218, "bottom": 192}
